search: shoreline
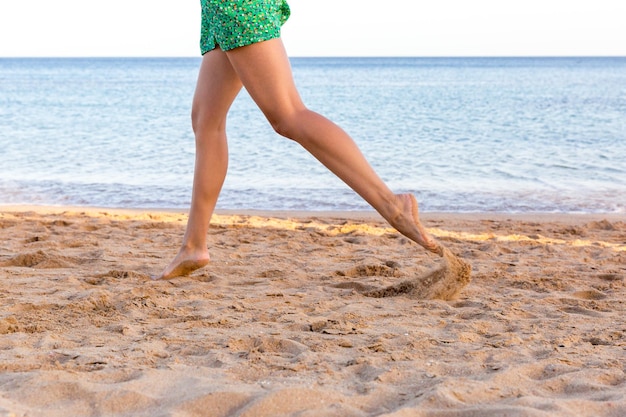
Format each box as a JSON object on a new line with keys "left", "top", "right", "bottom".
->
{"left": 2, "top": 204, "right": 624, "bottom": 224}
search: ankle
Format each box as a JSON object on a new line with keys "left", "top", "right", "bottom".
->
{"left": 369, "top": 191, "right": 396, "bottom": 219}
{"left": 384, "top": 193, "right": 410, "bottom": 224}
{"left": 179, "top": 240, "right": 207, "bottom": 254}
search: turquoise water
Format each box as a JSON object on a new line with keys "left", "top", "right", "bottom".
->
{"left": 1, "top": 57, "right": 625, "bottom": 213}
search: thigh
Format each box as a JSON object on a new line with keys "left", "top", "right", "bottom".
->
{"left": 192, "top": 48, "right": 243, "bottom": 131}
{"left": 225, "top": 38, "right": 305, "bottom": 123}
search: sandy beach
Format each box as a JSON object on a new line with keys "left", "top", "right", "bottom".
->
{"left": 0, "top": 206, "right": 624, "bottom": 416}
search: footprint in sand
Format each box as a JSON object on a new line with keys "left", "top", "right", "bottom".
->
{"left": 0, "top": 250, "right": 73, "bottom": 269}
{"left": 597, "top": 273, "right": 623, "bottom": 282}
{"left": 98, "top": 269, "right": 150, "bottom": 280}
{"left": 559, "top": 306, "right": 604, "bottom": 317}
{"left": 228, "top": 336, "right": 309, "bottom": 358}
{"left": 331, "top": 262, "right": 402, "bottom": 293}
{"left": 47, "top": 220, "right": 73, "bottom": 227}
{"left": 334, "top": 248, "right": 471, "bottom": 301}
{"left": 309, "top": 318, "right": 359, "bottom": 335}
{"left": 336, "top": 262, "right": 402, "bottom": 278}
{"left": 572, "top": 290, "right": 607, "bottom": 300}
{"left": 1, "top": 249, "right": 102, "bottom": 269}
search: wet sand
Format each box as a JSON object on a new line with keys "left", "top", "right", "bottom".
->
{"left": 0, "top": 206, "right": 624, "bottom": 416}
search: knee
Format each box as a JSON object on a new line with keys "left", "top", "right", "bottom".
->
{"left": 266, "top": 109, "right": 306, "bottom": 140}
{"left": 269, "top": 117, "right": 295, "bottom": 139}
{"left": 191, "top": 107, "right": 225, "bottom": 137}
{"left": 191, "top": 107, "right": 208, "bottom": 135}
{"left": 191, "top": 106, "right": 203, "bottom": 134}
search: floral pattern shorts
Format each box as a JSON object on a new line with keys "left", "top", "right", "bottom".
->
{"left": 200, "top": 0, "right": 291, "bottom": 54}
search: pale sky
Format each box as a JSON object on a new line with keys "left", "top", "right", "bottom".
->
{"left": 0, "top": 0, "right": 624, "bottom": 57}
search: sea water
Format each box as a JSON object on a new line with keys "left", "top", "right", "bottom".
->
{"left": 0, "top": 57, "right": 625, "bottom": 213}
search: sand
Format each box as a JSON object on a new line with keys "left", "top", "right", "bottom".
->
{"left": 0, "top": 206, "right": 624, "bottom": 417}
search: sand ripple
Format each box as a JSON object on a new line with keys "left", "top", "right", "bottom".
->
{"left": 0, "top": 208, "right": 625, "bottom": 416}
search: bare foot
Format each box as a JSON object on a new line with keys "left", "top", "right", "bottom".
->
{"left": 387, "top": 194, "right": 443, "bottom": 256}
{"left": 152, "top": 249, "right": 210, "bottom": 280}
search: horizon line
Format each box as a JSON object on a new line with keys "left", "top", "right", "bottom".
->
{"left": 1, "top": 55, "right": 625, "bottom": 59}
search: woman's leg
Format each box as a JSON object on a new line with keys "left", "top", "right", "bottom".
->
{"left": 155, "top": 49, "right": 243, "bottom": 280}
{"left": 225, "top": 39, "right": 441, "bottom": 254}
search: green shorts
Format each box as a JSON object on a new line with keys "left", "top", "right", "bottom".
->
{"left": 200, "top": 0, "right": 291, "bottom": 54}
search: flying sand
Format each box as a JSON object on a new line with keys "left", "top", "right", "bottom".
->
{"left": 153, "top": 194, "right": 471, "bottom": 300}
